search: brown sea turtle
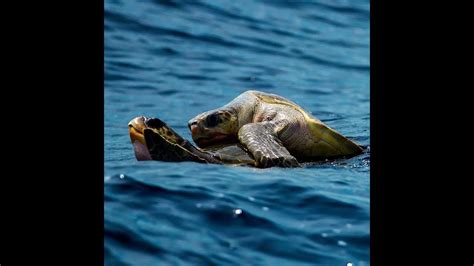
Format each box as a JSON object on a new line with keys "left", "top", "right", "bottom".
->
{"left": 187, "top": 90, "right": 363, "bottom": 167}
{"left": 128, "top": 116, "right": 256, "bottom": 166}
{"left": 128, "top": 90, "right": 363, "bottom": 168}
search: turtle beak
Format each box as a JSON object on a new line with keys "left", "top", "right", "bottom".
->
{"left": 188, "top": 119, "right": 207, "bottom": 147}
{"left": 128, "top": 116, "right": 147, "bottom": 144}
{"left": 188, "top": 120, "right": 199, "bottom": 135}
{"left": 128, "top": 116, "right": 152, "bottom": 160}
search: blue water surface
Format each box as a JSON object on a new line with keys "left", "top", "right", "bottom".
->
{"left": 105, "top": 0, "right": 370, "bottom": 265}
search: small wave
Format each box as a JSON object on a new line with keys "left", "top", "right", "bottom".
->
{"left": 104, "top": 246, "right": 129, "bottom": 266}
{"left": 157, "top": 89, "right": 179, "bottom": 96}
{"left": 313, "top": 2, "right": 369, "bottom": 18}
{"left": 148, "top": 46, "right": 180, "bottom": 56}
{"left": 267, "top": 1, "right": 369, "bottom": 19}
{"left": 104, "top": 72, "right": 131, "bottom": 81}
{"left": 299, "top": 54, "right": 370, "bottom": 72}
{"left": 305, "top": 14, "right": 348, "bottom": 28}
{"left": 331, "top": 180, "right": 350, "bottom": 186}
{"left": 236, "top": 35, "right": 286, "bottom": 49}
{"left": 105, "top": 220, "right": 165, "bottom": 255}
{"left": 110, "top": 61, "right": 154, "bottom": 71}
{"left": 188, "top": 1, "right": 271, "bottom": 26}
{"left": 106, "top": 174, "right": 215, "bottom": 202}
{"left": 239, "top": 234, "right": 335, "bottom": 264}
{"left": 317, "top": 38, "right": 368, "bottom": 49}
{"left": 296, "top": 192, "right": 362, "bottom": 214}
{"left": 167, "top": 73, "right": 218, "bottom": 81}
{"left": 151, "top": 0, "right": 183, "bottom": 9}
{"left": 196, "top": 204, "right": 286, "bottom": 237}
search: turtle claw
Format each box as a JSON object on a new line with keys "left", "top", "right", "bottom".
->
{"left": 255, "top": 153, "right": 301, "bottom": 168}
{"left": 282, "top": 157, "right": 301, "bottom": 168}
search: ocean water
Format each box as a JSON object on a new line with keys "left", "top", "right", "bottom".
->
{"left": 105, "top": 0, "right": 370, "bottom": 265}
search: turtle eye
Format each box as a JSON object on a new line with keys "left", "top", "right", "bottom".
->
{"left": 206, "top": 113, "right": 220, "bottom": 127}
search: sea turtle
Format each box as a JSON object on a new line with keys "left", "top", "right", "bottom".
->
{"left": 128, "top": 116, "right": 256, "bottom": 166}
{"left": 128, "top": 90, "right": 363, "bottom": 168}
{"left": 187, "top": 90, "right": 363, "bottom": 167}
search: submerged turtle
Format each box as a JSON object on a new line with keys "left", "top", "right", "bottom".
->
{"left": 129, "top": 90, "right": 363, "bottom": 168}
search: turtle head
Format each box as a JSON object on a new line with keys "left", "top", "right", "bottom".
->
{"left": 128, "top": 116, "right": 155, "bottom": 160}
{"left": 128, "top": 116, "right": 187, "bottom": 160}
{"left": 188, "top": 108, "right": 239, "bottom": 148}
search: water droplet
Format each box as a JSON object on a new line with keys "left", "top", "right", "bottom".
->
{"left": 262, "top": 206, "right": 269, "bottom": 211}
{"left": 332, "top": 228, "right": 341, "bottom": 233}
{"left": 233, "top": 208, "right": 243, "bottom": 215}
{"left": 217, "top": 193, "right": 224, "bottom": 198}
{"left": 321, "top": 233, "right": 328, "bottom": 237}
{"left": 248, "top": 196, "right": 255, "bottom": 201}
{"left": 119, "top": 174, "right": 125, "bottom": 179}
{"left": 338, "top": 240, "right": 347, "bottom": 246}
{"left": 346, "top": 223, "right": 352, "bottom": 228}
{"left": 347, "top": 263, "right": 353, "bottom": 266}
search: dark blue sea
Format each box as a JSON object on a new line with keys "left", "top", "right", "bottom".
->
{"left": 105, "top": 0, "right": 370, "bottom": 265}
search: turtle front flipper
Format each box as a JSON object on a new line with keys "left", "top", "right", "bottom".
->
{"left": 238, "top": 122, "right": 301, "bottom": 168}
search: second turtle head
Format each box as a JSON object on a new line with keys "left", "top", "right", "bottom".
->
{"left": 188, "top": 108, "right": 239, "bottom": 148}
